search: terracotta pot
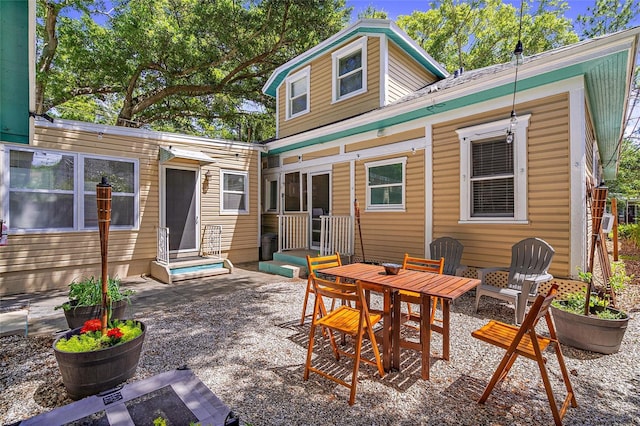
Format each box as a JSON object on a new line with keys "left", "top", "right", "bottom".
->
{"left": 53, "top": 321, "right": 146, "bottom": 400}
{"left": 551, "top": 305, "right": 628, "bottom": 354}
{"left": 63, "top": 299, "right": 129, "bottom": 329}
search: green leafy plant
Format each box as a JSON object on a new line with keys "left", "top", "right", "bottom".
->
{"left": 55, "top": 276, "right": 134, "bottom": 311}
{"left": 552, "top": 264, "right": 630, "bottom": 320}
{"left": 55, "top": 319, "right": 143, "bottom": 352}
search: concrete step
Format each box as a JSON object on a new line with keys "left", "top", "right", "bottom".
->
{"left": 171, "top": 266, "right": 231, "bottom": 282}
{"left": 258, "top": 260, "right": 301, "bottom": 279}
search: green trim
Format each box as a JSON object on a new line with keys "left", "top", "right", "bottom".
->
{"left": 263, "top": 26, "right": 447, "bottom": 97}
{"left": 266, "top": 51, "right": 628, "bottom": 157}
{"left": 0, "top": 0, "right": 29, "bottom": 144}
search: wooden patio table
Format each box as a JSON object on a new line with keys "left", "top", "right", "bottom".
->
{"left": 319, "top": 262, "right": 481, "bottom": 380}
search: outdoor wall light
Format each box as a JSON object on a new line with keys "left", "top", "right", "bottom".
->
{"left": 202, "top": 170, "right": 212, "bottom": 194}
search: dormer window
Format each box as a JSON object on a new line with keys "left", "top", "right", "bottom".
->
{"left": 285, "top": 66, "right": 310, "bottom": 120}
{"left": 332, "top": 37, "right": 368, "bottom": 103}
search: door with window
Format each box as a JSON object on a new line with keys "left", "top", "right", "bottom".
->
{"left": 162, "top": 166, "right": 199, "bottom": 253}
{"left": 310, "top": 172, "right": 330, "bottom": 249}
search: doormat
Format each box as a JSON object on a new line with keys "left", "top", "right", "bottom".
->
{"left": 18, "top": 367, "right": 240, "bottom": 426}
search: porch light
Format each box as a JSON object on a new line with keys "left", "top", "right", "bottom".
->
{"left": 202, "top": 170, "right": 212, "bottom": 194}
{"left": 506, "top": 0, "right": 525, "bottom": 143}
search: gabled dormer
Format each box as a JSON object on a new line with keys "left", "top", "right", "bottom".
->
{"left": 262, "top": 19, "right": 448, "bottom": 139}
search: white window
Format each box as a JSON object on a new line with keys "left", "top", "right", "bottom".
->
{"left": 332, "top": 37, "right": 367, "bottom": 102}
{"left": 365, "top": 157, "right": 406, "bottom": 211}
{"left": 6, "top": 147, "right": 138, "bottom": 231}
{"left": 285, "top": 66, "right": 310, "bottom": 119}
{"left": 221, "top": 170, "right": 248, "bottom": 214}
{"left": 264, "top": 176, "right": 279, "bottom": 212}
{"left": 457, "top": 115, "right": 530, "bottom": 223}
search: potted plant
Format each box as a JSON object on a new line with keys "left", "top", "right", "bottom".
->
{"left": 551, "top": 263, "right": 631, "bottom": 354}
{"left": 53, "top": 318, "right": 146, "bottom": 400}
{"left": 55, "top": 275, "right": 134, "bottom": 329}
{"left": 53, "top": 177, "right": 146, "bottom": 400}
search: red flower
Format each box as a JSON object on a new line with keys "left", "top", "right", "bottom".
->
{"left": 107, "top": 327, "right": 123, "bottom": 339}
{"left": 80, "top": 319, "right": 102, "bottom": 334}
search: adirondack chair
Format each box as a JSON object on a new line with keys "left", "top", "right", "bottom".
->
{"left": 474, "top": 237, "right": 554, "bottom": 324}
{"left": 430, "top": 236, "right": 467, "bottom": 276}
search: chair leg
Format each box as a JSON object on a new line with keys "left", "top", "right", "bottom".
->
{"left": 474, "top": 291, "right": 481, "bottom": 313}
{"left": 478, "top": 349, "right": 519, "bottom": 403}
{"left": 300, "top": 278, "right": 313, "bottom": 325}
{"left": 349, "top": 327, "right": 364, "bottom": 405}
{"left": 303, "top": 322, "right": 317, "bottom": 380}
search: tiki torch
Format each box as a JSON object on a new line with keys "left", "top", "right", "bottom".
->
{"left": 97, "top": 177, "right": 112, "bottom": 334}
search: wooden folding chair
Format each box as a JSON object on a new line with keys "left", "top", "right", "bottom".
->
{"left": 471, "top": 284, "right": 577, "bottom": 425}
{"left": 304, "top": 277, "right": 385, "bottom": 405}
{"left": 400, "top": 254, "right": 445, "bottom": 327}
{"left": 301, "top": 252, "right": 342, "bottom": 325}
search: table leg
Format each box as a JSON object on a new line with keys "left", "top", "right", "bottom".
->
{"left": 382, "top": 288, "right": 392, "bottom": 372}
{"left": 442, "top": 299, "right": 450, "bottom": 360}
{"left": 392, "top": 290, "right": 401, "bottom": 370}
{"left": 420, "top": 294, "right": 432, "bottom": 380}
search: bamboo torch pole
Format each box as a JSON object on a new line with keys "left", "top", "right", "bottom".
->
{"left": 97, "top": 177, "right": 112, "bottom": 335}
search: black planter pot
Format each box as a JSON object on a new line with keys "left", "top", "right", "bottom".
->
{"left": 53, "top": 321, "right": 146, "bottom": 400}
{"left": 63, "top": 299, "right": 129, "bottom": 329}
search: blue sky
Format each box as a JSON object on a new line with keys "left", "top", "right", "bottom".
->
{"left": 346, "top": 0, "right": 640, "bottom": 25}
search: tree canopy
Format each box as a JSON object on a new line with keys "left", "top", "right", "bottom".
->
{"left": 37, "top": 0, "right": 638, "bottom": 142}
{"left": 36, "top": 0, "right": 351, "bottom": 140}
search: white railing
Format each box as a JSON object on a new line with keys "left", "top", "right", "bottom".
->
{"left": 278, "top": 214, "right": 308, "bottom": 251}
{"left": 319, "top": 215, "right": 354, "bottom": 256}
{"left": 201, "top": 224, "right": 223, "bottom": 258}
{"left": 157, "top": 227, "right": 169, "bottom": 265}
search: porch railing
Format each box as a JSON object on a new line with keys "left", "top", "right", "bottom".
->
{"left": 157, "top": 227, "right": 169, "bottom": 265}
{"left": 201, "top": 224, "right": 223, "bottom": 258}
{"left": 319, "top": 215, "right": 354, "bottom": 257}
{"left": 278, "top": 214, "right": 308, "bottom": 251}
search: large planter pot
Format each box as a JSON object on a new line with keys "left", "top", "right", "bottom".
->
{"left": 53, "top": 321, "right": 146, "bottom": 400}
{"left": 551, "top": 305, "right": 629, "bottom": 354}
{"left": 63, "top": 299, "right": 129, "bottom": 329}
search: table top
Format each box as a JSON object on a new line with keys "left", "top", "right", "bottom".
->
{"left": 319, "top": 263, "right": 481, "bottom": 300}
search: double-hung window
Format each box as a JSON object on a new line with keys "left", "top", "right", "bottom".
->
{"left": 365, "top": 157, "right": 406, "bottom": 211}
{"left": 332, "top": 37, "right": 367, "bottom": 102}
{"left": 221, "top": 170, "right": 248, "bottom": 214}
{"left": 6, "top": 146, "right": 138, "bottom": 231}
{"left": 285, "top": 66, "right": 310, "bottom": 120}
{"left": 457, "top": 115, "right": 530, "bottom": 223}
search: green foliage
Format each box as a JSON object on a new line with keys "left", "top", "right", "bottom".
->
{"left": 36, "top": 0, "right": 351, "bottom": 139}
{"left": 153, "top": 418, "right": 167, "bottom": 426}
{"left": 553, "top": 262, "right": 630, "bottom": 319}
{"left": 396, "top": 0, "right": 578, "bottom": 71}
{"left": 576, "top": 0, "right": 639, "bottom": 38}
{"left": 55, "top": 320, "right": 143, "bottom": 352}
{"left": 55, "top": 276, "right": 134, "bottom": 311}
{"left": 608, "top": 139, "right": 640, "bottom": 197}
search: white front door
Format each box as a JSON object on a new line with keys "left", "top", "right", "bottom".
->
{"left": 162, "top": 166, "right": 200, "bottom": 254}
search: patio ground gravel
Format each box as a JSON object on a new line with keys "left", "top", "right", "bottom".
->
{"left": 1, "top": 263, "right": 639, "bottom": 425}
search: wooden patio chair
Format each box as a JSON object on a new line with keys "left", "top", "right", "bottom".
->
{"left": 471, "top": 284, "right": 577, "bottom": 425}
{"left": 400, "top": 254, "right": 445, "bottom": 327}
{"left": 475, "top": 237, "right": 554, "bottom": 324}
{"left": 303, "top": 277, "right": 384, "bottom": 405}
{"left": 301, "top": 252, "right": 342, "bottom": 325}
{"left": 430, "top": 236, "right": 467, "bottom": 276}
